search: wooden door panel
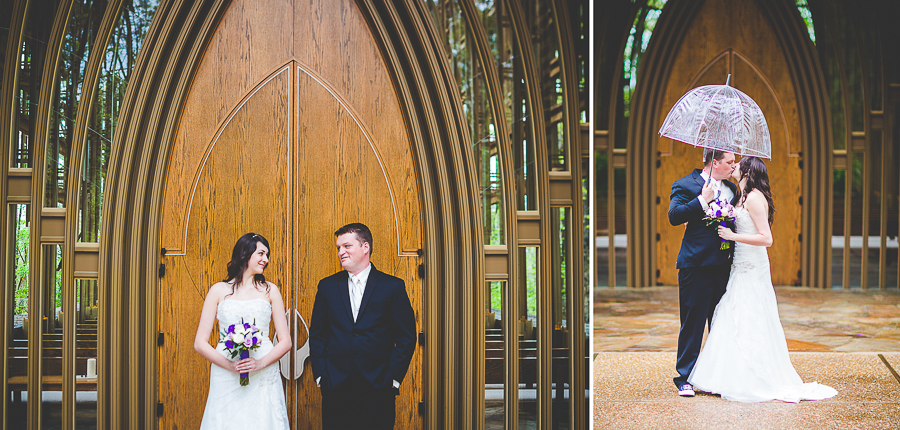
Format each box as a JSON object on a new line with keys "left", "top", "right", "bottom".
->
{"left": 159, "top": 0, "right": 423, "bottom": 428}
{"left": 656, "top": 0, "right": 802, "bottom": 286}
{"left": 158, "top": 71, "right": 291, "bottom": 430}
{"left": 291, "top": 67, "right": 422, "bottom": 430}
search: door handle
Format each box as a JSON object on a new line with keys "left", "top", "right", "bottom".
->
{"left": 274, "top": 308, "right": 310, "bottom": 380}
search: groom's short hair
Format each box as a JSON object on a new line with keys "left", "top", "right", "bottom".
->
{"left": 703, "top": 148, "right": 729, "bottom": 166}
{"left": 335, "top": 223, "right": 373, "bottom": 254}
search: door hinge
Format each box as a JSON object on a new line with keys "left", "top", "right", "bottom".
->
{"left": 417, "top": 264, "right": 425, "bottom": 279}
{"left": 418, "top": 331, "right": 425, "bottom": 347}
{"left": 157, "top": 402, "right": 163, "bottom": 417}
{"left": 160, "top": 247, "right": 167, "bottom": 256}
{"left": 798, "top": 196, "right": 803, "bottom": 206}
{"left": 656, "top": 196, "right": 661, "bottom": 204}
{"left": 798, "top": 233, "right": 802, "bottom": 242}
{"left": 158, "top": 263, "right": 166, "bottom": 278}
{"left": 656, "top": 233, "right": 661, "bottom": 242}
{"left": 418, "top": 401, "right": 425, "bottom": 415}
{"left": 157, "top": 332, "right": 165, "bottom": 347}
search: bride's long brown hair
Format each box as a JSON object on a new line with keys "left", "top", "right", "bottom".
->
{"left": 738, "top": 156, "right": 775, "bottom": 224}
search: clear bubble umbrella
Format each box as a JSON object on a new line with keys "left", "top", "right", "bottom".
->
{"left": 659, "top": 75, "right": 772, "bottom": 180}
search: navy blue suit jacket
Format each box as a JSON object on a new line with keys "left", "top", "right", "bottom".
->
{"left": 668, "top": 169, "right": 741, "bottom": 269}
{"left": 309, "top": 264, "right": 416, "bottom": 393}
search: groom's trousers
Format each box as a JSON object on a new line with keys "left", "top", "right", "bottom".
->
{"left": 673, "top": 264, "right": 730, "bottom": 387}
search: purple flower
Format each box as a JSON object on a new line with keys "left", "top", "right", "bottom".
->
{"left": 228, "top": 324, "right": 235, "bottom": 334}
{"left": 716, "top": 210, "right": 722, "bottom": 217}
{"left": 252, "top": 336, "right": 258, "bottom": 346}
{"left": 243, "top": 323, "right": 251, "bottom": 330}
{"left": 243, "top": 338, "right": 253, "bottom": 347}
{"left": 225, "top": 340, "right": 234, "bottom": 349}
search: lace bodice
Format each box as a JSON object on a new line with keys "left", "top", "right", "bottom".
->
{"left": 732, "top": 206, "right": 769, "bottom": 268}
{"left": 216, "top": 298, "right": 273, "bottom": 338}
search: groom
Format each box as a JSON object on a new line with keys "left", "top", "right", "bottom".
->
{"left": 668, "top": 148, "right": 739, "bottom": 397}
{"left": 309, "top": 223, "right": 417, "bottom": 429}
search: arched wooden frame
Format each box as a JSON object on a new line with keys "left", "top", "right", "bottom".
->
{"left": 0, "top": 0, "right": 585, "bottom": 428}
{"left": 94, "top": 0, "right": 485, "bottom": 427}
{"left": 0, "top": 0, "right": 128, "bottom": 428}
{"left": 623, "top": 0, "right": 831, "bottom": 289}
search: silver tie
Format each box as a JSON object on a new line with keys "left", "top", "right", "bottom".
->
{"left": 350, "top": 277, "right": 361, "bottom": 321}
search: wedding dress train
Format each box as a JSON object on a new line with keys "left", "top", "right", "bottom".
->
{"left": 199, "top": 298, "right": 290, "bottom": 429}
{"left": 688, "top": 207, "right": 838, "bottom": 403}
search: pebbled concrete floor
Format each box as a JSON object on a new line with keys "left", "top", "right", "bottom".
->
{"left": 592, "top": 286, "right": 900, "bottom": 429}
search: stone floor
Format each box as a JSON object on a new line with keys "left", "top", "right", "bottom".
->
{"left": 593, "top": 286, "right": 900, "bottom": 429}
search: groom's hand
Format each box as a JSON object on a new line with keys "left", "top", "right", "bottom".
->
{"left": 701, "top": 181, "right": 716, "bottom": 203}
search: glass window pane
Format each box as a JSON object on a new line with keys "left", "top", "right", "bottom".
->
{"left": 614, "top": 167, "right": 627, "bottom": 286}
{"left": 40, "top": 244, "right": 63, "bottom": 429}
{"left": 810, "top": 1, "right": 846, "bottom": 150}
{"left": 891, "top": 105, "right": 900, "bottom": 289}
{"left": 45, "top": 0, "right": 110, "bottom": 208}
{"left": 14, "top": 0, "right": 62, "bottom": 169}
{"left": 474, "top": 0, "right": 537, "bottom": 208}
{"left": 868, "top": 132, "right": 882, "bottom": 288}
{"left": 849, "top": 151, "right": 864, "bottom": 288}
{"left": 518, "top": 246, "right": 538, "bottom": 429}
{"left": 424, "top": 0, "right": 506, "bottom": 245}
{"left": 485, "top": 281, "right": 505, "bottom": 430}
{"left": 78, "top": 0, "right": 158, "bottom": 241}
{"left": 6, "top": 204, "right": 30, "bottom": 429}
{"left": 832, "top": 168, "right": 845, "bottom": 288}
{"left": 550, "top": 208, "right": 569, "bottom": 429}
{"left": 524, "top": 0, "right": 567, "bottom": 171}
{"left": 595, "top": 152, "right": 608, "bottom": 287}
{"left": 74, "top": 280, "right": 98, "bottom": 428}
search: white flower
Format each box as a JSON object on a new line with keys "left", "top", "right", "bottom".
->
{"left": 232, "top": 333, "right": 245, "bottom": 344}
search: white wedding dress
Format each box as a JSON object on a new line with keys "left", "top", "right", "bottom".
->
{"left": 688, "top": 206, "right": 838, "bottom": 402}
{"left": 200, "top": 298, "right": 290, "bottom": 429}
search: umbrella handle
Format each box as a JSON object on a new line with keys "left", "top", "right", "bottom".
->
{"left": 725, "top": 74, "right": 731, "bottom": 86}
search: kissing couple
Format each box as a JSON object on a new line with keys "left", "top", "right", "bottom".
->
{"left": 669, "top": 149, "right": 837, "bottom": 403}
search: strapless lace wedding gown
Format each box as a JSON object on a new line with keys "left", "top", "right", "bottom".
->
{"left": 688, "top": 207, "right": 838, "bottom": 402}
{"left": 199, "top": 298, "right": 290, "bottom": 429}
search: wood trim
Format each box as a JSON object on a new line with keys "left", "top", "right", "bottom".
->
{"left": 0, "top": 1, "right": 28, "bottom": 427}
{"left": 58, "top": 3, "right": 124, "bottom": 426}
{"left": 626, "top": 0, "right": 705, "bottom": 289}
{"left": 97, "top": 0, "right": 228, "bottom": 427}
{"left": 6, "top": 169, "right": 31, "bottom": 202}
{"left": 551, "top": 0, "right": 586, "bottom": 426}
{"left": 27, "top": 2, "right": 75, "bottom": 428}
{"left": 457, "top": 0, "right": 521, "bottom": 425}
{"left": 756, "top": 0, "right": 833, "bottom": 288}
{"left": 505, "top": 1, "right": 552, "bottom": 427}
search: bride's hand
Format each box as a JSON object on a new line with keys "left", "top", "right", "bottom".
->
{"left": 234, "top": 357, "right": 259, "bottom": 373}
{"left": 717, "top": 225, "right": 735, "bottom": 240}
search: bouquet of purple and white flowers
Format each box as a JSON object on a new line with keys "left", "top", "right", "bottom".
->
{"left": 219, "top": 319, "right": 263, "bottom": 386}
{"left": 703, "top": 199, "right": 736, "bottom": 250}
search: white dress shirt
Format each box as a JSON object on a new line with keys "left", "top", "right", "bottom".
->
{"left": 697, "top": 171, "right": 734, "bottom": 211}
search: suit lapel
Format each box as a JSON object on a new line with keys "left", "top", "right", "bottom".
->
{"left": 356, "top": 265, "right": 378, "bottom": 321}
{"left": 337, "top": 271, "right": 354, "bottom": 323}
{"left": 692, "top": 169, "right": 705, "bottom": 190}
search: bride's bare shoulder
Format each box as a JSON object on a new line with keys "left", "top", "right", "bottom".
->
{"left": 206, "top": 281, "right": 232, "bottom": 300}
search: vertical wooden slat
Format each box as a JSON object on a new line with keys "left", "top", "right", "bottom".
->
{"left": 26, "top": 1, "right": 74, "bottom": 429}
{"left": 58, "top": 2, "right": 124, "bottom": 428}
{"left": 0, "top": 2, "right": 29, "bottom": 428}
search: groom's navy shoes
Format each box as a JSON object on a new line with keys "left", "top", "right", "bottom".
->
{"left": 678, "top": 383, "right": 695, "bottom": 397}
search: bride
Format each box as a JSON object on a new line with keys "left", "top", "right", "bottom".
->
{"left": 194, "top": 233, "right": 292, "bottom": 428}
{"left": 688, "top": 156, "right": 837, "bottom": 403}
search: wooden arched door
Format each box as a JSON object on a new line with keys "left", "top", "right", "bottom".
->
{"left": 156, "top": 1, "right": 423, "bottom": 428}
{"left": 656, "top": 0, "right": 802, "bottom": 286}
